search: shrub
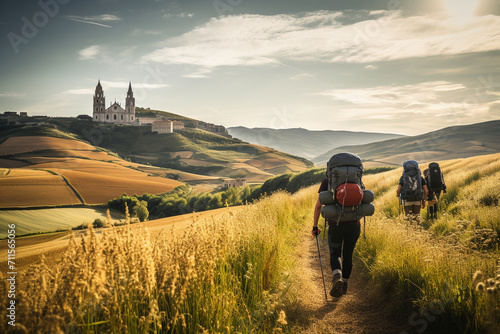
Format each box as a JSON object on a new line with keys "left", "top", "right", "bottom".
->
{"left": 92, "top": 218, "right": 104, "bottom": 228}
{"left": 133, "top": 200, "right": 149, "bottom": 222}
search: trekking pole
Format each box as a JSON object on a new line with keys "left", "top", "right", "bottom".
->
{"left": 315, "top": 235, "right": 328, "bottom": 301}
{"left": 323, "top": 218, "right": 327, "bottom": 241}
{"left": 398, "top": 195, "right": 402, "bottom": 216}
{"left": 363, "top": 216, "right": 367, "bottom": 239}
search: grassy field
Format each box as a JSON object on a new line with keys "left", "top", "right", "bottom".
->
{"left": 357, "top": 152, "right": 500, "bottom": 333}
{"left": 0, "top": 136, "right": 184, "bottom": 207}
{"left": 0, "top": 188, "right": 314, "bottom": 333}
{"left": 0, "top": 207, "right": 126, "bottom": 238}
{"left": 0, "top": 168, "right": 82, "bottom": 208}
{"left": 2, "top": 153, "right": 499, "bottom": 333}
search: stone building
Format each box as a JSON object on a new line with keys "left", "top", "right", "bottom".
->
{"left": 223, "top": 178, "right": 247, "bottom": 188}
{"left": 93, "top": 80, "right": 136, "bottom": 124}
{"left": 152, "top": 120, "right": 173, "bottom": 134}
{"left": 172, "top": 121, "right": 185, "bottom": 130}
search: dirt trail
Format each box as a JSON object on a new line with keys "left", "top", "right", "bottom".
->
{"left": 294, "top": 231, "right": 411, "bottom": 334}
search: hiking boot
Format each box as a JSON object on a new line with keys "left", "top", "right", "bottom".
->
{"left": 330, "top": 273, "right": 343, "bottom": 298}
{"left": 342, "top": 281, "right": 348, "bottom": 295}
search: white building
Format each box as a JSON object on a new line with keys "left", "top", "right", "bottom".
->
{"left": 152, "top": 120, "right": 173, "bottom": 134}
{"left": 93, "top": 80, "right": 136, "bottom": 124}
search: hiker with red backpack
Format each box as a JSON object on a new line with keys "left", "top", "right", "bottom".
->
{"left": 396, "top": 160, "right": 429, "bottom": 223}
{"left": 312, "top": 153, "right": 374, "bottom": 298}
{"left": 425, "top": 162, "right": 447, "bottom": 219}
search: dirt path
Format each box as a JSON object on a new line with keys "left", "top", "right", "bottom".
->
{"left": 293, "top": 231, "right": 411, "bottom": 334}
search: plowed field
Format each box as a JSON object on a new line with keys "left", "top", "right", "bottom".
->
{"left": 0, "top": 136, "right": 184, "bottom": 207}
{"left": 0, "top": 169, "right": 81, "bottom": 208}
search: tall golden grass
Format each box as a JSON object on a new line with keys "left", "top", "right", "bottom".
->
{"left": 0, "top": 188, "right": 315, "bottom": 333}
{"left": 358, "top": 153, "right": 500, "bottom": 333}
{"left": 2, "top": 153, "right": 499, "bottom": 333}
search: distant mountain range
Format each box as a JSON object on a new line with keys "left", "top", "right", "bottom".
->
{"left": 227, "top": 127, "right": 404, "bottom": 160}
{"left": 312, "top": 120, "right": 500, "bottom": 167}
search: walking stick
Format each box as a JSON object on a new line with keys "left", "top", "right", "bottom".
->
{"left": 399, "top": 195, "right": 402, "bottom": 216}
{"left": 363, "top": 216, "right": 366, "bottom": 239}
{"left": 315, "top": 235, "right": 328, "bottom": 301}
{"left": 323, "top": 217, "right": 327, "bottom": 241}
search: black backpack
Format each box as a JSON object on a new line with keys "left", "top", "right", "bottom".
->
{"left": 428, "top": 162, "right": 445, "bottom": 191}
{"left": 400, "top": 160, "right": 423, "bottom": 202}
{"left": 319, "top": 153, "right": 374, "bottom": 223}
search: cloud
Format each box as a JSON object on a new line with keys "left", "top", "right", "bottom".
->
{"left": 64, "top": 14, "right": 122, "bottom": 28}
{"left": 0, "top": 92, "right": 25, "bottom": 98}
{"left": 79, "top": 45, "right": 102, "bottom": 60}
{"left": 163, "top": 12, "right": 194, "bottom": 19}
{"left": 364, "top": 65, "right": 377, "bottom": 70}
{"left": 290, "top": 73, "right": 315, "bottom": 80}
{"left": 63, "top": 89, "right": 94, "bottom": 95}
{"left": 65, "top": 14, "right": 122, "bottom": 22}
{"left": 100, "top": 81, "right": 168, "bottom": 89}
{"left": 141, "top": 11, "right": 500, "bottom": 70}
{"left": 131, "top": 29, "right": 163, "bottom": 36}
{"left": 314, "top": 80, "right": 495, "bottom": 134}
{"left": 318, "top": 81, "right": 467, "bottom": 106}
{"left": 183, "top": 68, "right": 212, "bottom": 79}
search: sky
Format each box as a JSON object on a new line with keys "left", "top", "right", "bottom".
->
{"left": 1, "top": 0, "right": 499, "bottom": 136}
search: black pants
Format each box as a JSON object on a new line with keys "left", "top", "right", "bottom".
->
{"left": 328, "top": 222, "right": 360, "bottom": 279}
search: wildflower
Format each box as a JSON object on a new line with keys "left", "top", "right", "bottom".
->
{"left": 476, "top": 282, "right": 486, "bottom": 291}
{"left": 276, "top": 310, "right": 287, "bottom": 326}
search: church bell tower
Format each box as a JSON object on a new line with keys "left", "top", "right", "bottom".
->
{"left": 93, "top": 80, "right": 105, "bottom": 121}
{"left": 125, "top": 82, "right": 135, "bottom": 122}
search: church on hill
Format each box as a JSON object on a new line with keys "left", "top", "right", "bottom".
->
{"left": 93, "top": 80, "right": 136, "bottom": 124}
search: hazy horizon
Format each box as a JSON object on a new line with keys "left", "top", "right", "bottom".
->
{"left": 1, "top": 0, "right": 500, "bottom": 136}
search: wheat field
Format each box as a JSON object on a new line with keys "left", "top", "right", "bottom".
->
{"left": 0, "top": 189, "right": 315, "bottom": 333}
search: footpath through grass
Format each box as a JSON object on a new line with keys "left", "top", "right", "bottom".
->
{"left": 2, "top": 153, "right": 499, "bottom": 333}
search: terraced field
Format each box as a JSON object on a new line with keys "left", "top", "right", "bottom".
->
{"left": 0, "top": 136, "right": 183, "bottom": 207}
{"left": 0, "top": 168, "right": 82, "bottom": 207}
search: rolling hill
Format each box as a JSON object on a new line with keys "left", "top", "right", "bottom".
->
{"left": 0, "top": 114, "right": 314, "bottom": 208}
{"left": 313, "top": 119, "right": 500, "bottom": 167}
{"left": 46, "top": 117, "right": 313, "bottom": 182}
{"left": 227, "top": 126, "right": 405, "bottom": 159}
{"left": 0, "top": 135, "right": 183, "bottom": 208}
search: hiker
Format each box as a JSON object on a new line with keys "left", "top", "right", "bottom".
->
{"left": 313, "top": 153, "right": 374, "bottom": 298}
{"left": 396, "top": 160, "right": 429, "bottom": 223}
{"left": 425, "top": 162, "right": 447, "bottom": 219}
{"left": 423, "top": 168, "right": 438, "bottom": 219}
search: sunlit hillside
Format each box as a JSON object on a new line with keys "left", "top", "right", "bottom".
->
{"left": 314, "top": 120, "right": 500, "bottom": 167}
{"left": 357, "top": 152, "right": 500, "bottom": 333}
{"left": 0, "top": 135, "right": 183, "bottom": 208}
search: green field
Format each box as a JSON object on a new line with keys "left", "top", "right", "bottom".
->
{"left": 0, "top": 207, "right": 124, "bottom": 238}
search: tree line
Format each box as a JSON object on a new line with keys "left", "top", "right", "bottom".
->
{"left": 108, "top": 168, "right": 327, "bottom": 220}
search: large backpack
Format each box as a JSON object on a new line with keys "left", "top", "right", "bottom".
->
{"left": 400, "top": 160, "right": 423, "bottom": 201}
{"left": 319, "top": 153, "right": 374, "bottom": 223}
{"left": 428, "top": 162, "right": 444, "bottom": 190}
